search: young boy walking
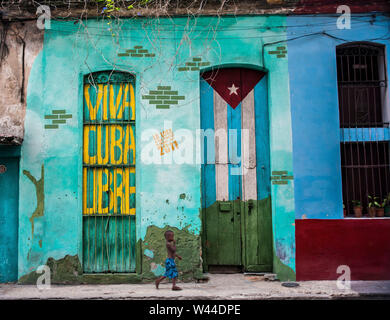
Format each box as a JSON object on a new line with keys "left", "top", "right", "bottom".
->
{"left": 155, "top": 230, "right": 182, "bottom": 290}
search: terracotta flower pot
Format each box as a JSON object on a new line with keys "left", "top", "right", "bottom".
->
{"left": 368, "top": 207, "right": 376, "bottom": 217}
{"left": 353, "top": 206, "right": 362, "bottom": 218}
{"left": 343, "top": 208, "right": 347, "bottom": 217}
{"left": 376, "top": 208, "right": 385, "bottom": 217}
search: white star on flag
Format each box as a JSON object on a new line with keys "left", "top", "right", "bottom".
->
{"left": 227, "top": 83, "right": 239, "bottom": 95}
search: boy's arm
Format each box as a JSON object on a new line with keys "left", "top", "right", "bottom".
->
{"left": 172, "top": 242, "right": 182, "bottom": 260}
{"left": 166, "top": 241, "right": 182, "bottom": 260}
{"left": 166, "top": 241, "right": 177, "bottom": 256}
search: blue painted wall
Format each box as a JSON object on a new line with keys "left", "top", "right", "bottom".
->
{"left": 287, "top": 14, "right": 390, "bottom": 219}
{"left": 0, "top": 146, "right": 20, "bottom": 282}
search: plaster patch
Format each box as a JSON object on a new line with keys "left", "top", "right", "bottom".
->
{"left": 19, "top": 254, "right": 81, "bottom": 284}
{"left": 23, "top": 164, "right": 44, "bottom": 240}
{"left": 22, "top": 109, "right": 46, "bottom": 159}
{"left": 275, "top": 240, "right": 288, "bottom": 263}
{"left": 141, "top": 225, "right": 202, "bottom": 280}
{"left": 150, "top": 262, "right": 165, "bottom": 276}
{"left": 274, "top": 253, "right": 296, "bottom": 282}
{"left": 144, "top": 248, "right": 154, "bottom": 259}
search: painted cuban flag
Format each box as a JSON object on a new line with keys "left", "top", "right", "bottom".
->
{"left": 200, "top": 68, "right": 270, "bottom": 208}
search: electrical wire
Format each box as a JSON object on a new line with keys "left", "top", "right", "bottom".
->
{"left": 43, "top": 21, "right": 390, "bottom": 41}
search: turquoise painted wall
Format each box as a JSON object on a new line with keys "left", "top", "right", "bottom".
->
{"left": 0, "top": 146, "right": 20, "bottom": 282}
{"left": 19, "top": 15, "right": 296, "bottom": 280}
{"left": 287, "top": 14, "right": 390, "bottom": 220}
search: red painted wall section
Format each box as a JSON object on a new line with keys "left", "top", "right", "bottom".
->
{"left": 296, "top": 219, "right": 390, "bottom": 281}
{"left": 293, "top": 0, "right": 390, "bottom": 14}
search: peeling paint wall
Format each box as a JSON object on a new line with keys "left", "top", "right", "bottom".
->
{"left": 0, "top": 21, "right": 44, "bottom": 145}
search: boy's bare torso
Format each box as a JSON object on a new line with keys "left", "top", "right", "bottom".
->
{"left": 166, "top": 240, "right": 176, "bottom": 259}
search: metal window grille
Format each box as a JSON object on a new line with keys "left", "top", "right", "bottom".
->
{"left": 337, "top": 43, "right": 389, "bottom": 216}
{"left": 82, "top": 71, "right": 136, "bottom": 272}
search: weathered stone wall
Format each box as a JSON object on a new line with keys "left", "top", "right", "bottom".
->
{"left": 1, "top": 0, "right": 388, "bottom": 20}
{"left": 0, "top": 21, "right": 43, "bottom": 145}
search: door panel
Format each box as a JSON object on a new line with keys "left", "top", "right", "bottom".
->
{"left": 244, "top": 198, "right": 273, "bottom": 271}
{"left": 83, "top": 215, "right": 136, "bottom": 273}
{"left": 244, "top": 74, "right": 273, "bottom": 272}
{"left": 204, "top": 201, "right": 241, "bottom": 266}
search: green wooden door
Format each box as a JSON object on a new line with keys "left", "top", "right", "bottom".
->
{"left": 203, "top": 201, "right": 242, "bottom": 268}
{"left": 82, "top": 71, "right": 136, "bottom": 273}
{"left": 243, "top": 198, "right": 273, "bottom": 272}
{"left": 200, "top": 68, "right": 272, "bottom": 272}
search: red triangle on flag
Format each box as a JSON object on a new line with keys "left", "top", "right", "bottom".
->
{"left": 202, "top": 68, "right": 266, "bottom": 109}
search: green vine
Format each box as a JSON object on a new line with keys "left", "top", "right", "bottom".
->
{"left": 96, "top": 0, "right": 152, "bottom": 37}
{"left": 98, "top": 0, "right": 152, "bottom": 14}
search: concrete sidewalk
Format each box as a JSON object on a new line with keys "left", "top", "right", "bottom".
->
{"left": 1, "top": 274, "right": 390, "bottom": 300}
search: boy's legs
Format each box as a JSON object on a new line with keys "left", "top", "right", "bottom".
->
{"left": 155, "top": 276, "right": 182, "bottom": 290}
{"left": 155, "top": 276, "right": 166, "bottom": 289}
{"left": 172, "top": 277, "right": 182, "bottom": 291}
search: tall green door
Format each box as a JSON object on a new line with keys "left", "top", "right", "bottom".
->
{"left": 201, "top": 68, "right": 272, "bottom": 272}
{"left": 82, "top": 71, "right": 136, "bottom": 273}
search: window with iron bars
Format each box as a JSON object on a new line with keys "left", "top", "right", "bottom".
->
{"left": 337, "top": 42, "right": 389, "bottom": 217}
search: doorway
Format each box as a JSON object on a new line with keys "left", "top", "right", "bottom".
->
{"left": 0, "top": 148, "right": 20, "bottom": 282}
{"left": 82, "top": 71, "right": 136, "bottom": 273}
{"left": 200, "top": 67, "right": 273, "bottom": 272}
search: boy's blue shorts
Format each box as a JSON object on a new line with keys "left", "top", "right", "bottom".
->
{"left": 164, "top": 258, "right": 178, "bottom": 279}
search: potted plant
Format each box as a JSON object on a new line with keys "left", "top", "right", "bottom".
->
{"left": 352, "top": 200, "right": 362, "bottom": 218}
{"left": 367, "top": 195, "right": 379, "bottom": 217}
{"left": 384, "top": 193, "right": 390, "bottom": 217}
{"left": 376, "top": 198, "right": 386, "bottom": 217}
{"left": 343, "top": 203, "right": 347, "bottom": 217}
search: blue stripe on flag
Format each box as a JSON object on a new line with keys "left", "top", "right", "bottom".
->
{"left": 200, "top": 79, "right": 216, "bottom": 208}
{"left": 255, "top": 77, "right": 271, "bottom": 200}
